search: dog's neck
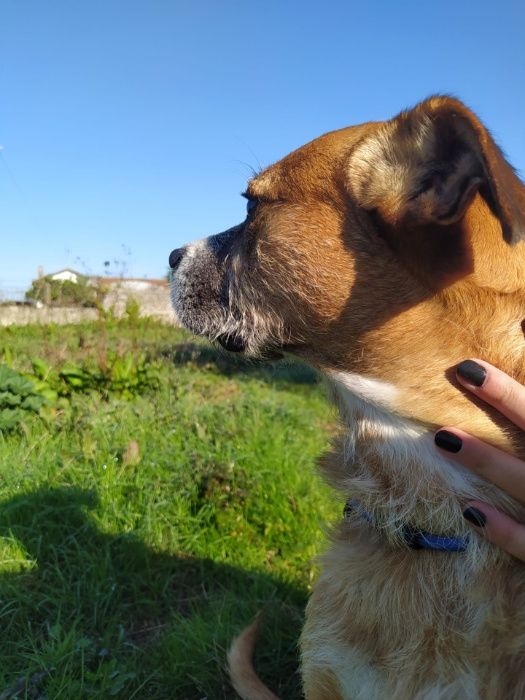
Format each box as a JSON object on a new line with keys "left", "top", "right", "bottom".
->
{"left": 322, "top": 370, "right": 522, "bottom": 552}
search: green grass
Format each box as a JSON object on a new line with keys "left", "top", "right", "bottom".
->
{"left": 0, "top": 320, "right": 336, "bottom": 699}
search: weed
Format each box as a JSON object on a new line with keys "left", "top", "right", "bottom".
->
{"left": 25, "top": 352, "right": 160, "bottom": 401}
{"left": 124, "top": 298, "right": 141, "bottom": 325}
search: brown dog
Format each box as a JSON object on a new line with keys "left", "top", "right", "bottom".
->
{"left": 169, "top": 96, "right": 525, "bottom": 699}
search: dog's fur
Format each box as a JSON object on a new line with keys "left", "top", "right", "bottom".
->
{"left": 170, "top": 96, "right": 525, "bottom": 699}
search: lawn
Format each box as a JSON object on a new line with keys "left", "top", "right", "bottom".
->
{"left": 0, "top": 318, "right": 336, "bottom": 699}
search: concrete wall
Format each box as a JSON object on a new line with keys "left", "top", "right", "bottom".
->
{"left": 0, "top": 285, "right": 178, "bottom": 327}
{"left": 101, "top": 282, "right": 175, "bottom": 322}
{"left": 0, "top": 306, "right": 99, "bottom": 327}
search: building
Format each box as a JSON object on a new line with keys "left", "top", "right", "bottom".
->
{"left": 45, "top": 268, "right": 85, "bottom": 283}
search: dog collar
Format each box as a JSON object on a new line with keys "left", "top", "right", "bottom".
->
{"left": 344, "top": 499, "right": 469, "bottom": 552}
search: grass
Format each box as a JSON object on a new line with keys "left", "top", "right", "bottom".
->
{"left": 0, "top": 319, "right": 336, "bottom": 698}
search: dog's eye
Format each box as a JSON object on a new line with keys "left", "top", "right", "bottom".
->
{"left": 246, "top": 198, "right": 258, "bottom": 217}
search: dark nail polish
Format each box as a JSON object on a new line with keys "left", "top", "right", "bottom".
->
{"left": 457, "top": 360, "right": 487, "bottom": 387}
{"left": 463, "top": 507, "right": 487, "bottom": 528}
{"left": 435, "top": 430, "right": 463, "bottom": 453}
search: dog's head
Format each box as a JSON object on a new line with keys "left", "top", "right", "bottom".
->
{"left": 170, "top": 96, "right": 525, "bottom": 382}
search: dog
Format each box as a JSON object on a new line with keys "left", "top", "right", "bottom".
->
{"left": 169, "top": 96, "right": 525, "bottom": 699}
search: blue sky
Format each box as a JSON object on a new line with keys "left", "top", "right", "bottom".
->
{"left": 1, "top": 0, "right": 524, "bottom": 293}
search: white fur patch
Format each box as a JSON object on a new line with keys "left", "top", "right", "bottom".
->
{"left": 336, "top": 648, "right": 387, "bottom": 699}
{"left": 171, "top": 237, "right": 208, "bottom": 291}
{"left": 328, "top": 370, "right": 399, "bottom": 410}
{"left": 416, "top": 672, "right": 479, "bottom": 700}
{"left": 327, "top": 370, "right": 484, "bottom": 508}
{"left": 305, "top": 639, "right": 479, "bottom": 699}
{"left": 304, "top": 643, "right": 387, "bottom": 699}
{"left": 305, "top": 642, "right": 479, "bottom": 699}
{"left": 183, "top": 237, "right": 208, "bottom": 258}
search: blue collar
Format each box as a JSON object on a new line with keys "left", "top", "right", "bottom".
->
{"left": 344, "top": 499, "right": 469, "bottom": 553}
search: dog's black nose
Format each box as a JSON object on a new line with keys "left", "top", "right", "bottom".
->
{"left": 169, "top": 247, "right": 185, "bottom": 270}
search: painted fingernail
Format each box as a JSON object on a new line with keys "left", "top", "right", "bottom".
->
{"left": 463, "top": 507, "right": 487, "bottom": 528}
{"left": 434, "top": 430, "right": 463, "bottom": 453}
{"left": 457, "top": 360, "right": 487, "bottom": 387}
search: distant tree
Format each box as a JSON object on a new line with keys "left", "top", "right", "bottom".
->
{"left": 25, "top": 277, "right": 99, "bottom": 308}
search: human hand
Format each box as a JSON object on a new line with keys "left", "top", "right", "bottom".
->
{"left": 434, "top": 359, "right": 525, "bottom": 561}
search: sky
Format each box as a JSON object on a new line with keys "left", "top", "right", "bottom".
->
{"left": 1, "top": 0, "right": 524, "bottom": 295}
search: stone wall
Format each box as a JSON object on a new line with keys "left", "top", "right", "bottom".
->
{"left": 101, "top": 281, "right": 175, "bottom": 322}
{"left": 0, "top": 306, "right": 99, "bottom": 327}
{"left": 0, "top": 283, "right": 178, "bottom": 327}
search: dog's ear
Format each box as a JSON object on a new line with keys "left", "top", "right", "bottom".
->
{"left": 348, "top": 96, "right": 525, "bottom": 244}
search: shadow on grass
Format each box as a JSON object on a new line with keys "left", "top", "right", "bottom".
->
{"left": 0, "top": 487, "right": 305, "bottom": 699}
{"left": 162, "top": 341, "right": 319, "bottom": 386}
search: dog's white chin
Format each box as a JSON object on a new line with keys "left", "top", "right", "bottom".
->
{"left": 171, "top": 289, "right": 258, "bottom": 354}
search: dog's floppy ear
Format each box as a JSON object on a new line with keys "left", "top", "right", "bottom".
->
{"left": 348, "top": 96, "right": 525, "bottom": 244}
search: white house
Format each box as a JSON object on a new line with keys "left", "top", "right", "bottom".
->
{"left": 47, "top": 268, "right": 84, "bottom": 283}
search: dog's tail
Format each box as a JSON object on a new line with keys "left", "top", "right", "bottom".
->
{"left": 227, "top": 614, "right": 281, "bottom": 700}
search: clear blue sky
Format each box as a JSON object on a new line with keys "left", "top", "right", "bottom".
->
{"left": 1, "top": 0, "right": 524, "bottom": 292}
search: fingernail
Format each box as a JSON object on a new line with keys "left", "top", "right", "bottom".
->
{"left": 463, "top": 507, "right": 487, "bottom": 528}
{"left": 435, "top": 430, "right": 463, "bottom": 453}
{"left": 457, "top": 360, "right": 487, "bottom": 387}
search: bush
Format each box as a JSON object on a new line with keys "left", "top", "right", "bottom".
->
{"left": 26, "top": 278, "right": 99, "bottom": 308}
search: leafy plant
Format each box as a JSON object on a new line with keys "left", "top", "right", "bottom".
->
{"left": 26, "top": 353, "right": 160, "bottom": 400}
{"left": 0, "top": 364, "right": 48, "bottom": 431}
{"left": 100, "top": 351, "right": 160, "bottom": 399}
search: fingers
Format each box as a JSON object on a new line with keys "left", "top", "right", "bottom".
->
{"left": 462, "top": 501, "right": 525, "bottom": 561}
{"left": 435, "top": 358, "right": 525, "bottom": 561}
{"left": 456, "top": 359, "right": 525, "bottom": 431}
{"left": 434, "top": 427, "right": 525, "bottom": 502}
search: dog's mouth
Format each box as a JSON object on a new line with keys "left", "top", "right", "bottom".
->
{"left": 216, "top": 332, "right": 287, "bottom": 360}
{"left": 217, "top": 333, "right": 247, "bottom": 353}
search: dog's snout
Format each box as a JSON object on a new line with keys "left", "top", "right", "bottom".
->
{"left": 169, "top": 247, "right": 185, "bottom": 270}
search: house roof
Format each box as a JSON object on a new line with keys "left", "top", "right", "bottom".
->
{"left": 46, "top": 268, "right": 84, "bottom": 277}
{"left": 35, "top": 270, "right": 167, "bottom": 286}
